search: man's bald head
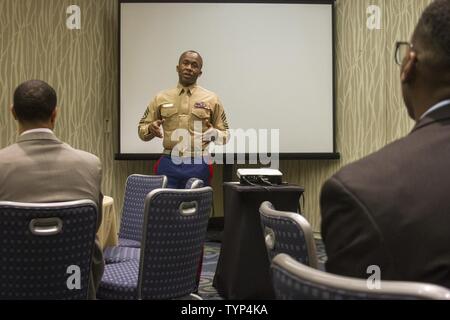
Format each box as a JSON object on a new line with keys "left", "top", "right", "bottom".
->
{"left": 401, "top": 0, "right": 450, "bottom": 121}
{"left": 413, "top": 0, "right": 450, "bottom": 70}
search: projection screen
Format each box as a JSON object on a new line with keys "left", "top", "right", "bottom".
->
{"left": 118, "top": 1, "right": 337, "bottom": 160}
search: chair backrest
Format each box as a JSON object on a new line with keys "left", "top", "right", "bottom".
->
{"left": 119, "top": 174, "right": 167, "bottom": 242}
{"left": 259, "top": 201, "right": 317, "bottom": 268}
{"left": 137, "top": 187, "right": 213, "bottom": 299}
{"left": 0, "top": 200, "right": 98, "bottom": 300}
{"left": 271, "top": 253, "right": 450, "bottom": 300}
{"left": 185, "top": 178, "right": 204, "bottom": 189}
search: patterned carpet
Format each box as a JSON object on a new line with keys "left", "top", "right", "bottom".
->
{"left": 198, "top": 239, "right": 327, "bottom": 300}
{"left": 198, "top": 242, "right": 223, "bottom": 300}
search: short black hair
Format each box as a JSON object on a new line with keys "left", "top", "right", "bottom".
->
{"left": 415, "top": 0, "right": 450, "bottom": 65}
{"left": 179, "top": 50, "right": 203, "bottom": 68}
{"left": 13, "top": 80, "right": 57, "bottom": 122}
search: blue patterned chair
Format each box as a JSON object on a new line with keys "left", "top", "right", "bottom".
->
{"left": 98, "top": 187, "right": 213, "bottom": 299}
{"left": 185, "top": 178, "right": 204, "bottom": 189}
{"left": 117, "top": 174, "right": 168, "bottom": 248}
{"left": 259, "top": 201, "right": 317, "bottom": 268}
{"left": 104, "top": 176, "right": 203, "bottom": 264}
{"left": 271, "top": 253, "right": 450, "bottom": 300}
{"left": 0, "top": 200, "right": 98, "bottom": 299}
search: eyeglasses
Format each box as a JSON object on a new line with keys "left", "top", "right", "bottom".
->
{"left": 394, "top": 41, "right": 414, "bottom": 66}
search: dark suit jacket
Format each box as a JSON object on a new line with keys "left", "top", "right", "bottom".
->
{"left": 0, "top": 131, "right": 104, "bottom": 299}
{"left": 320, "top": 104, "right": 450, "bottom": 288}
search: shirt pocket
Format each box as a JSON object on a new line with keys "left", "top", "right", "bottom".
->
{"left": 190, "top": 108, "right": 211, "bottom": 132}
{"left": 160, "top": 106, "right": 178, "bottom": 131}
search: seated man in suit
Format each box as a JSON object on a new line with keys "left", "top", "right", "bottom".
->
{"left": 0, "top": 80, "right": 104, "bottom": 299}
{"left": 320, "top": 0, "right": 450, "bottom": 288}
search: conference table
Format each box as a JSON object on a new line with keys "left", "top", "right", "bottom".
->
{"left": 97, "top": 196, "right": 119, "bottom": 250}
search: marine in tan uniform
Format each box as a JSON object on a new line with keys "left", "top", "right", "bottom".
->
{"left": 138, "top": 50, "right": 229, "bottom": 188}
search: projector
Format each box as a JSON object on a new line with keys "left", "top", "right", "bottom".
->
{"left": 237, "top": 168, "right": 283, "bottom": 185}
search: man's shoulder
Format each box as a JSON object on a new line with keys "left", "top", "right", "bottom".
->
{"left": 0, "top": 141, "right": 101, "bottom": 178}
{"left": 59, "top": 143, "right": 101, "bottom": 167}
{"left": 331, "top": 136, "right": 412, "bottom": 187}
{"left": 0, "top": 143, "right": 21, "bottom": 160}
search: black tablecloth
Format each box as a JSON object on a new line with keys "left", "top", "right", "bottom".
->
{"left": 213, "top": 182, "right": 304, "bottom": 299}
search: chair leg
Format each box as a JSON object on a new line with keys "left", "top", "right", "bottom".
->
{"left": 195, "top": 245, "right": 204, "bottom": 292}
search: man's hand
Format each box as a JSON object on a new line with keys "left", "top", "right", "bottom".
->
{"left": 202, "top": 120, "right": 218, "bottom": 142}
{"left": 148, "top": 119, "right": 164, "bottom": 138}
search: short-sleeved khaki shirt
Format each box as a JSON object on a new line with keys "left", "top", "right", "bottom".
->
{"left": 138, "top": 83, "right": 229, "bottom": 154}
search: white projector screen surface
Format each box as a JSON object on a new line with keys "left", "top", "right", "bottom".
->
{"left": 119, "top": 2, "right": 335, "bottom": 158}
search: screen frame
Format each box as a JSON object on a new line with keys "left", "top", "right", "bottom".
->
{"left": 116, "top": 0, "right": 339, "bottom": 161}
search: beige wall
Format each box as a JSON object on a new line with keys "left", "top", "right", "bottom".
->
{"left": 0, "top": 0, "right": 431, "bottom": 232}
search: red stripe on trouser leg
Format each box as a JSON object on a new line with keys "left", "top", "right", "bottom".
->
{"left": 153, "top": 157, "right": 162, "bottom": 174}
{"left": 208, "top": 164, "right": 214, "bottom": 185}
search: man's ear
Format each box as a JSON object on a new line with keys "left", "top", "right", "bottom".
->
{"left": 50, "top": 107, "right": 58, "bottom": 125}
{"left": 401, "top": 51, "right": 417, "bottom": 83}
{"left": 176, "top": 65, "right": 180, "bottom": 73}
{"left": 10, "top": 105, "right": 18, "bottom": 120}
{"left": 198, "top": 70, "right": 202, "bottom": 78}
